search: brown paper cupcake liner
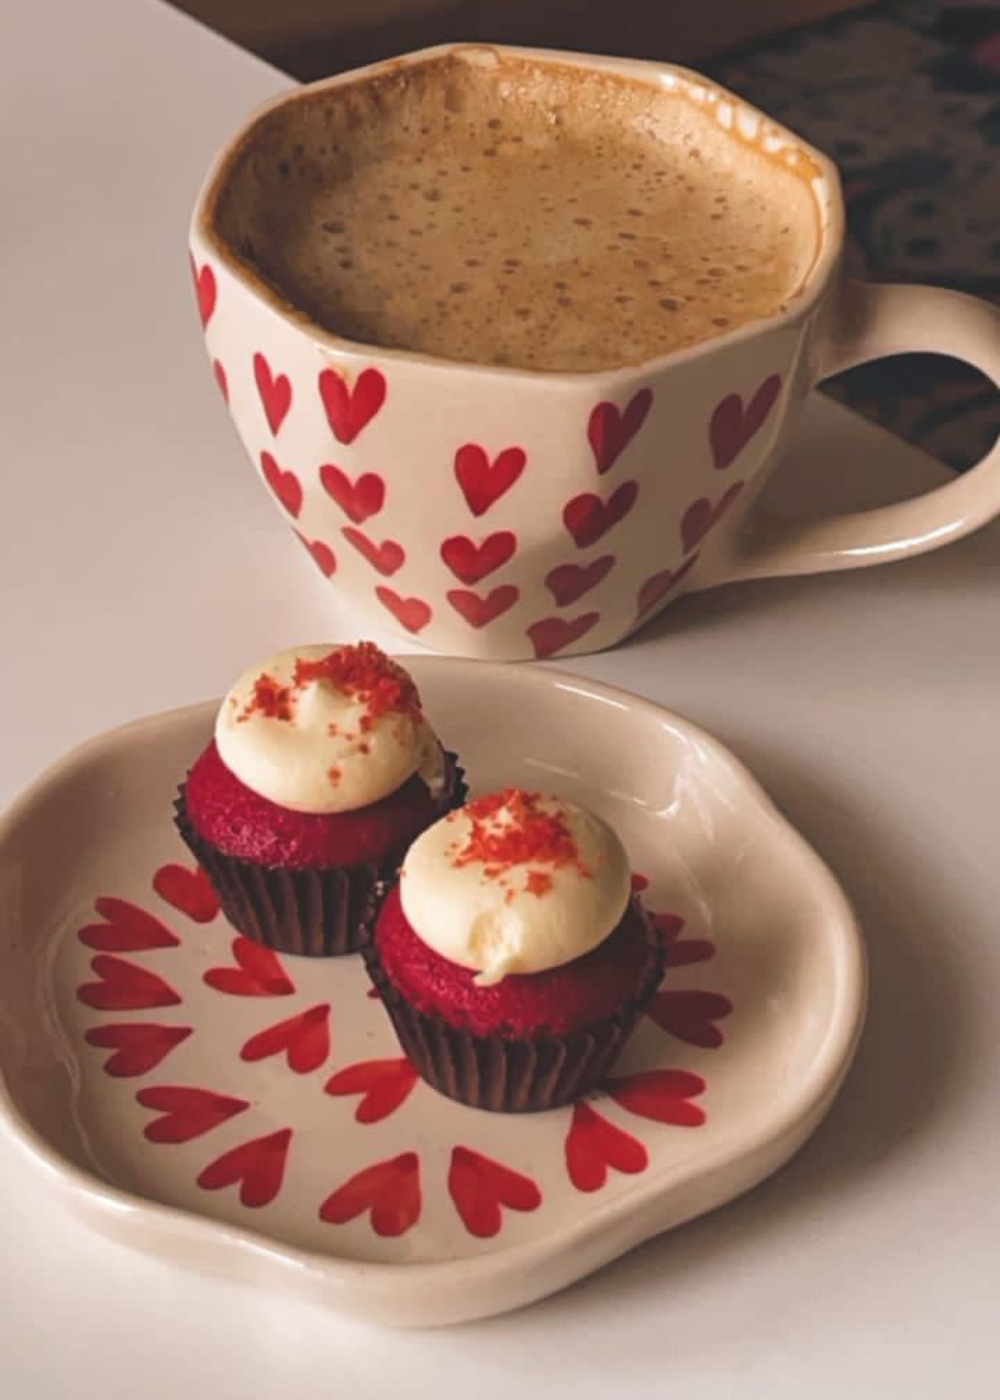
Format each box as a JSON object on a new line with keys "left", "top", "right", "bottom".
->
{"left": 362, "top": 903, "right": 667, "bottom": 1112}
{"left": 174, "top": 751, "right": 467, "bottom": 958}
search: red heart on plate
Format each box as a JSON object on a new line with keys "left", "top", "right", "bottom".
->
{"left": 190, "top": 257, "right": 216, "bottom": 327}
{"left": 636, "top": 551, "right": 699, "bottom": 618}
{"left": 448, "top": 1146, "right": 542, "bottom": 1238}
{"left": 710, "top": 373, "right": 781, "bottom": 470}
{"left": 197, "top": 1127, "right": 292, "bottom": 1208}
{"left": 152, "top": 863, "right": 219, "bottom": 923}
{"left": 663, "top": 934, "right": 716, "bottom": 967}
{"left": 375, "top": 587, "right": 432, "bottom": 634}
{"left": 588, "top": 387, "right": 653, "bottom": 475}
{"left": 78, "top": 897, "right": 179, "bottom": 952}
{"left": 320, "top": 1151, "right": 421, "bottom": 1236}
{"left": 342, "top": 527, "right": 404, "bottom": 576}
{"left": 545, "top": 554, "right": 615, "bottom": 607}
{"left": 137, "top": 1085, "right": 249, "bottom": 1144}
{"left": 630, "top": 872, "right": 649, "bottom": 892}
{"left": 454, "top": 444, "right": 526, "bottom": 517}
{"left": 324, "top": 1057, "right": 418, "bottom": 1124}
{"left": 84, "top": 1023, "right": 192, "bottom": 1078}
{"left": 260, "top": 451, "right": 302, "bottom": 519}
{"left": 646, "top": 989, "right": 733, "bottom": 1048}
{"left": 563, "top": 480, "right": 638, "bottom": 548}
{"left": 604, "top": 1069, "right": 707, "bottom": 1127}
{"left": 440, "top": 531, "right": 516, "bottom": 584}
{"left": 253, "top": 352, "right": 292, "bottom": 435}
{"left": 319, "top": 464, "right": 385, "bottom": 524}
{"left": 564, "top": 1101, "right": 648, "bottom": 1192}
{"left": 295, "top": 532, "right": 337, "bottom": 577}
{"left": 204, "top": 937, "right": 295, "bottom": 997}
{"left": 447, "top": 585, "right": 519, "bottom": 628}
{"left": 213, "top": 360, "right": 228, "bottom": 401}
{"left": 680, "top": 482, "right": 744, "bottom": 554}
{"left": 241, "top": 1003, "right": 330, "bottom": 1074}
{"left": 319, "top": 367, "right": 386, "bottom": 444}
{"left": 527, "top": 612, "right": 599, "bottom": 659}
{"left": 77, "top": 956, "right": 181, "bottom": 1011}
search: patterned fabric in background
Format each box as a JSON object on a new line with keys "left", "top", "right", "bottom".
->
{"left": 709, "top": 0, "right": 1000, "bottom": 471}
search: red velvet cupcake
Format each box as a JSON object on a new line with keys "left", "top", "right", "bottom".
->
{"left": 363, "top": 789, "right": 666, "bottom": 1111}
{"left": 176, "top": 642, "right": 465, "bottom": 955}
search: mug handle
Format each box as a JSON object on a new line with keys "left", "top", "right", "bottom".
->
{"left": 708, "top": 279, "right": 1000, "bottom": 584}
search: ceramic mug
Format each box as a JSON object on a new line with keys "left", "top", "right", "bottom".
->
{"left": 190, "top": 44, "right": 1000, "bottom": 662}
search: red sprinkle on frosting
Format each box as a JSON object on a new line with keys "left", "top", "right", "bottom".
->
{"left": 328, "top": 767, "right": 341, "bottom": 786}
{"left": 239, "top": 673, "right": 294, "bottom": 722}
{"left": 293, "top": 642, "right": 422, "bottom": 730}
{"left": 453, "top": 789, "right": 589, "bottom": 883}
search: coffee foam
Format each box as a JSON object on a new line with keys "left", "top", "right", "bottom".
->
{"left": 211, "top": 51, "right": 823, "bottom": 372}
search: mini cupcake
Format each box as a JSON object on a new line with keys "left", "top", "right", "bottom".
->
{"left": 176, "top": 642, "right": 465, "bottom": 956}
{"left": 363, "top": 788, "right": 665, "bottom": 1111}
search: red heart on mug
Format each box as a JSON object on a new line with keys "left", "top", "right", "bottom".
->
{"left": 342, "top": 527, "right": 404, "bottom": 576}
{"left": 78, "top": 897, "right": 179, "bottom": 953}
{"left": 213, "top": 360, "right": 228, "bottom": 401}
{"left": 447, "top": 585, "right": 519, "bottom": 628}
{"left": 319, "top": 367, "right": 386, "bottom": 444}
{"left": 320, "top": 1151, "right": 421, "bottom": 1236}
{"left": 588, "top": 387, "right": 653, "bottom": 474}
{"left": 375, "top": 587, "right": 432, "bottom": 634}
{"left": 448, "top": 1146, "right": 542, "bottom": 1238}
{"left": 454, "top": 444, "right": 526, "bottom": 517}
{"left": 204, "top": 937, "right": 295, "bottom": 997}
{"left": 77, "top": 956, "right": 181, "bottom": 1011}
{"left": 319, "top": 465, "right": 385, "bottom": 524}
{"left": 636, "top": 551, "right": 699, "bottom": 617}
{"left": 440, "top": 531, "right": 516, "bottom": 584}
{"left": 240, "top": 1003, "right": 331, "bottom": 1074}
{"left": 84, "top": 1023, "right": 192, "bottom": 1078}
{"left": 324, "top": 1057, "right": 419, "bottom": 1124}
{"left": 680, "top": 481, "right": 744, "bottom": 554}
{"left": 563, "top": 481, "right": 638, "bottom": 548}
{"left": 295, "top": 532, "right": 337, "bottom": 577}
{"left": 710, "top": 374, "right": 781, "bottom": 470}
{"left": 137, "top": 1085, "right": 250, "bottom": 1144}
{"left": 260, "top": 451, "right": 302, "bottom": 518}
{"left": 527, "top": 612, "right": 600, "bottom": 659}
{"left": 253, "top": 352, "right": 292, "bottom": 435}
{"left": 646, "top": 989, "right": 733, "bottom": 1048}
{"left": 604, "top": 1069, "right": 707, "bottom": 1127}
{"left": 197, "top": 1128, "right": 292, "bottom": 1208}
{"left": 152, "top": 863, "right": 219, "bottom": 923}
{"left": 545, "top": 554, "right": 615, "bottom": 606}
{"left": 564, "top": 1101, "right": 648, "bottom": 1192}
{"left": 190, "top": 257, "right": 216, "bottom": 327}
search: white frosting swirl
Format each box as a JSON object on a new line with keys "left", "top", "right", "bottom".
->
{"left": 215, "top": 643, "right": 439, "bottom": 814}
{"left": 400, "top": 791, "right": 631, "bottom": 985}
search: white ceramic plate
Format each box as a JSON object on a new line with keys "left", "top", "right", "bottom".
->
{"left": 0, "top": 659, "right": 865, "bottom": 1326}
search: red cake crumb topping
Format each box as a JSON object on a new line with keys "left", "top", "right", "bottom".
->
{"left": 292, "top": 642, "right": 421, "bottom": 733}
{"left": 451, "top": 789, "right": 589, "bottom": 884}
{"left": 239, "top": 673, "right": 294, "bottom": 722}
{"left": 525, "top": 870, "right": 554, "bottom": 898}
{"left": 328, "top": 767, "right": 341, "bottom": 786}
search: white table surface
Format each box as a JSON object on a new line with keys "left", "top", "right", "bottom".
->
{"left": 3, "top": 1, "right": 999, "bottom": 1394}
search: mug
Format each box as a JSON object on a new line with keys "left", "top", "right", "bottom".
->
{"left": 189, "top": 44, "right": 1000, "bottom": 662}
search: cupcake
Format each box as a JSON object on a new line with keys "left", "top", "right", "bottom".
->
{"left": 363, "top": 788, "right": 666, "bottom": 1111}
{"left": 176, "top": 642, "right": 465, "bottom": 956}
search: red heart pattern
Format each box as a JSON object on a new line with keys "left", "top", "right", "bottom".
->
{"left": 260, "top": 451, "right": 302, "bottom": 519}
{"left": 440, "top": 531, "right": 516, "bottom": 585}
{"left": 588, "top": 387, "right": 653, "bottom": 475}
{"left": 664, "top": 936, "right": 716, "bottom": 968}
{"left": 152, "top": 864, "right": 219, "bottom": 924}
{"left": 636, "top": 551, "right": 700, "bottom": 618}
{"left": 604, "top": 1070, "right": 707, "bottom": 1127}
{"left": 319, "top": 465, "right": 385, "bottom": 524}
{"left": 295, "top": 532, "right": 337, "bottom": 577}
{"left": 319, "top": 367, "right": 386, "bottom": 444}
{"left": 527, "top": 612, "right": 600, "bottom": 659}
{"left": 680, "top": 481, "right": 744, "bottom": 554}
{"left": 447, "top": 585, "right": 519, "bottom": 629}
{"left": 342, "top": 527, "right": 404, "bottom": 576}
{"left": 710, "top": 374, "right": 781, "bottom": 471}
{"left": 241, "top": 1003, "right": 331, "bottom": 1074}
{"left": 253, "top": 352, "right": 292, "bottom": 435}
{"left": 375, "top": 587, "right": 431, "bottom": 634}
{"left": 84, "top": 1023, "right": 192, "bottom": 1078}
{"left": 325, "top": 1058, "right": 418, "bottom": 1124}
{"left": 320, "top": 1152, "right": 421, "bottom": 1237}
{"left": 565, "top": 1101, "right": 648, "bottom": 1192}
{"left": 454, "top": 444, "right": 526, "bottom": 517}
{"left": 78, "top": 897, "right": 179, "bottom": 953}
{"left": 191, "top": 257, "right": 216, "bottom": 327}
{"left": 646, "top": 989, "right": 733, "bottom": 1048}
{"left": 197, "top": 1127, "right": 292, "bottom": 1208}
{"left": 545, "top": 555, "right": 615, "bottom": 607}
{"left": 631, "top": 872, "right": 649, "bottom": 892}
{"left": 563, "top": 481, "right": 638, "bottom": 548}
{"left": 204, "top": 937, "right": 295, "bottom": 997}
{"left": 137, "top": 1085, "right": 249, "bottom": 1144}
{"left": 77, "top": 955, "right": 181, "bottom": 1011}
{"left": 213, "top": 360, "right": 228, "bottom": 401}
{"left": 448, "top": 1146, "right": 542, "bottom": 1238}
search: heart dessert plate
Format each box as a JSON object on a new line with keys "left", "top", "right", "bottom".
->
{"left": 0, "top": 659, "right": 865, "bottom": 1326}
